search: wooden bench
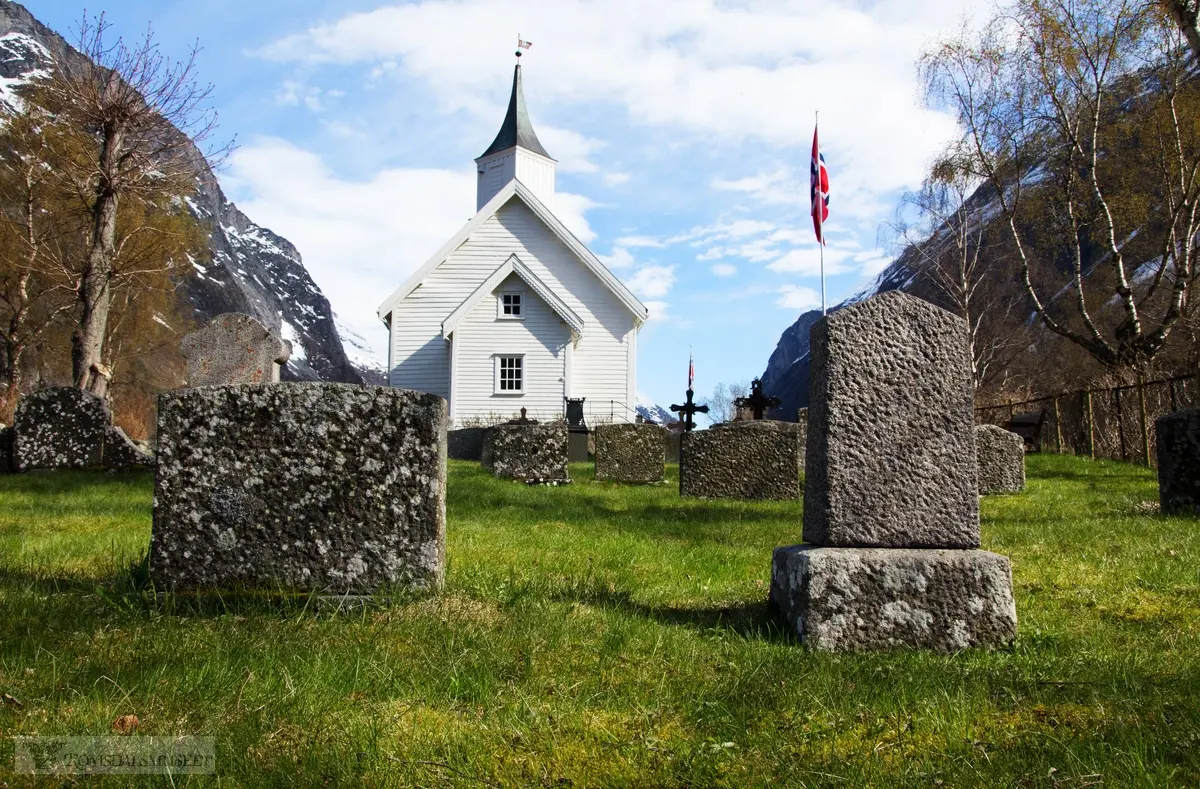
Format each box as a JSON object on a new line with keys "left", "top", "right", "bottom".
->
{"left": 1006, "top": 409, "right": 1047, "bottom": 453}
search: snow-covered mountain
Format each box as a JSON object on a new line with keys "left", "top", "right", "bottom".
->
{"left": 0, "top": 0, "right": 367, "bottom": 384}
{"left": 635, "top": 396, "right": 678, "bottom": 425}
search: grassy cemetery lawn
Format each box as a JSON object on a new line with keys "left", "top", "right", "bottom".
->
{"left": 0, "top": 456, "right": 1198, "bottom": 787}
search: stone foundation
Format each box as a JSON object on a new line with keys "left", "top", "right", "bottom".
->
{"left": 976, "top": 424, "right": 1025, "bottom": 495}
{"left": 594, "top": 423, "right": 666, "bottom": 483}
{"left": 770, "top": 545, "right": 1017, "bottom": 652}
{"left": 482, "top": 423, "right": 569, "bottom": 484}
{"left": 150, "top": 383, "right": 447, "bottom": 593}
{"left": 1156, "top": 408, "right": 1200, "bottom": 515}
{"left": 680, "top": 420, "right": 802, "bottom": 500}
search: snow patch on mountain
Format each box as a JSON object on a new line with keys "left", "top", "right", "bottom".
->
{"left": 636, "top": 395, "right": 677, "bottom": 425}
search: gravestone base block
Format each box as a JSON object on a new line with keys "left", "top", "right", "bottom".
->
{"left": 770, "top": 545, "right": 1017, "bottom": 652}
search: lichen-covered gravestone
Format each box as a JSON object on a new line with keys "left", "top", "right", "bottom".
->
{"left": 447, "top": 427, "right": 487, "bottom": 461}
{"left": 180, "top": 313, "right": 292, "bottom": 387}
{"left": 976, "top": 424, "right": 1026, "bottom": 495}
{"left": 680, "top": 420, "right": 803, "bottom": 500}
{"left": 12, "top": 388, "right": 152, "bottom": 471}
{"left": 482, "top": 423, "right": 569, "bottom": 484}
{"left": 1156, "top": 408, "right": 1200, "bottom": 515}
{"left": 150, "top": 383, "right": 447, "bottom": 592}
{"left": 771, "top": 291, "right": 1017, "bottom": 651}
{"left": 594, "top": 423, "right": 666, "bottom": 483}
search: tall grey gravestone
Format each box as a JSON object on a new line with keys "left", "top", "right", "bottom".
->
{"left": 150, "top": 383, "right": 447, "bottom": 593}
{"left": 180, "top": 313, "right": 292, "bottom": 387}
{"left": 976, "top": 424, "right": 1026, "bottom": 494}
{"left": 771, "top": 291, "right": 1017, "bottom": 651}
{"left": 1156, "top": 408, "right": 1200, "bottom": 515}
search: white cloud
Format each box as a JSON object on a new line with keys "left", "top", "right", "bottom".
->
{"left": 776, "top": 284, "right": 823, "bottom": 311}
{"left": 710, "top": 263, "right": 737, "bottom": 277}
{"left": 553, "top": 192, "right": 598, "bottom": 243}
{"left": 600, "top": 246, "right": 635, "bottom": 269}
{"left": 626, "top": 265, "right": 676, "bottom": 299}
{"left": 223, "top": 137, "right": 475, "bottom": 363}
{"left": 615, "top": 235, "right": 665, "bottom": 248}
{"left": 766, "top": 246, "right": 854, "bottom": 276}
{"left": 603, "top": 172, "right": 632, "bottom": 186}
{"left": 642, "top": 300, "right": 670, "bottom": 322}
{"left": 255, "top": 0, "right": 981, "bottom": 205}
{"left": 537, "top": 126, "right": 604, "bottom": 174}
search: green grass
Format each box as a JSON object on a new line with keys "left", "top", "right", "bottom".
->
{"left": 0, "top": 456, "right": 1197, "bottom": 787}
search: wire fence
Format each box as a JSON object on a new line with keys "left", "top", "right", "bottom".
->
{"left": 975, "top": 374, "right": 1198, "bottom": 467}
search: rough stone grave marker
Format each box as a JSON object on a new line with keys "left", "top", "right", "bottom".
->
{"left": 1156, "top": 408, "right": 1200, "bottom": 515}
{"left": 482, "top": 409, "right": 570, "bottom": 484}
{"left": 149, "top": 383, "right": 447, "bottom": 592}
{"left": 594, "top": 423, "right": 666, "bottom": 483}
{"left": 12, "top": 388, "right": 152, "bottom": 471}
{"left": 771, "top": 291, "right": 1017, "bottom": 651}
{"left": 976, "top": 424, "right": 1026, "bottom": 495}
{"left": 680, "top": 420, "right": 803, "bottom": 500}
{"left": 180, "top": 313, "right": 292, "bottom": 387}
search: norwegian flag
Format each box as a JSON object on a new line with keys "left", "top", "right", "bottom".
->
{"left": 810, "top": 125, "right": 830, "bottom": 244}
{"left": 688, "top": 349, "right": 695, "bottom": 390}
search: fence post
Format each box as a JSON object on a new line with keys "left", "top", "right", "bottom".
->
{"left": 1137, "top": 374, "right": 1150, "bottom": 467}
{"left": 1115, "top": 388, "right": 1126, "bottom": 462}
{"left": 1085, "top": 389, "right": 1095, "bottom": 459}
{"left": 1053, "top": 396, "right": 1063, "bottom": 454}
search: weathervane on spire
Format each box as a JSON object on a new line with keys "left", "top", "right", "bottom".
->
{"left": 516, "top": 35, "right": 532, "bottom": 60}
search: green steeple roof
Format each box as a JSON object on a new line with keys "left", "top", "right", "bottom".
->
{"left": 479, "top": 64, "right": 551, "bottom": 160}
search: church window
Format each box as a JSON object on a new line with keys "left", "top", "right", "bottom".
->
{"left": 499, "top": 292, "right": 523, "bottom": 318}
{"left": 496, "top": 355, "right": 524, "bottom": 394}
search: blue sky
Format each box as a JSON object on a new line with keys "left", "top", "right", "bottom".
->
{"left": 25, "top": 0, "right": 984, "bottom": 413}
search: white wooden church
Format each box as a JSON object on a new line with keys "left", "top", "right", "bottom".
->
{"left": 377, "top": 64, "right": 648, "bottom": 426}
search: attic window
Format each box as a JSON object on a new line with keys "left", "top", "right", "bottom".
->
{"left": 499, "top": 292, "right": 523, "bottom": 319}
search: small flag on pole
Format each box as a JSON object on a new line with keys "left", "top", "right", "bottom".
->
{"left": 517, "top": 36, "right": 533, "bottom": 50}
{"left": 810, "top": 126, "right": 830, "bottom": 244}
{"left": 688, "top": 348, "right": 695, "bottom": 391}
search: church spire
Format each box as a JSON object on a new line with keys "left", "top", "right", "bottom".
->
{"left": 479, "top": 64, "right": 551, "bottom": 160}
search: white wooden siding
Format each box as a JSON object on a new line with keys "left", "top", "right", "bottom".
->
{"left": 389, "top": 195, "right": 637, "bottom": 425}
{"left": 451, "top": 272, "right": 568, "bottom": 422}
{"left": 476, "top": 149, "right": 555, "bottom": 211}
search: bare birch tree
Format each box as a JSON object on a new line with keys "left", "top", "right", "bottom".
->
{"left": 921, "top": 0, "right": 1200, "bottom": 376}
{"left": 30, "top": 14, "right": 228, "bottom": 396}
{"left": 890, "top": 152, "right": 1025, "bottom": 390}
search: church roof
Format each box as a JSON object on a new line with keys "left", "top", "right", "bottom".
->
{"left": 377, "top": 180, "right": 648, "bottom": 325}
{"left": 442, "top": 254, "right": 585, "bottom": 339}
{"left": 478, "top": 64, "right": 552, "bottom": 160}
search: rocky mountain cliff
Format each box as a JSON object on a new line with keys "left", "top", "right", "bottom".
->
{"left": 0, "top": 1, "right": 373, "bottom": 384}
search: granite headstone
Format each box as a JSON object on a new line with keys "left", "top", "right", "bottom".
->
{"left": 180, "top": 313, "right": 292, "bottom": 387}
{"left": 976, "top": 424, "right": 1025, "bottom": 495}
{"left": 149, "top": 383, "right": 447, "bottom": 592}
{"left": 771, "top": 292, "right": 1016, "bottom": 652}
{"left": 1156, "top": 408, "right": 1200, "bottom": 515}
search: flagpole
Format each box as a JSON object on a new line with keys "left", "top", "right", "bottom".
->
{"left": 816, "top": 109, "right": 826, "bottom": 316}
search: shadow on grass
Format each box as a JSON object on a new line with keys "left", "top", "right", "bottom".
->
{"left": 542, "top": 580, "right": 793, "bottom": 642}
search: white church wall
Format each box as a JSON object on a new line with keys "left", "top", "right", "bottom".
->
{"left": 477, "top": 149, "right": 555, "bottom": 210}
{"left": 451, "top": 272, "right": 568, "bottom": 423}
{"left": 388, "top": 195, "right": 638, "bottom": 425}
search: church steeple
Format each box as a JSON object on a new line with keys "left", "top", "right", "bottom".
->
{"left": 475, "top": 62, "right": 557, "bottom": 211}
{"left": 480, "top": 64, "right": 551, "bottom": 160}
